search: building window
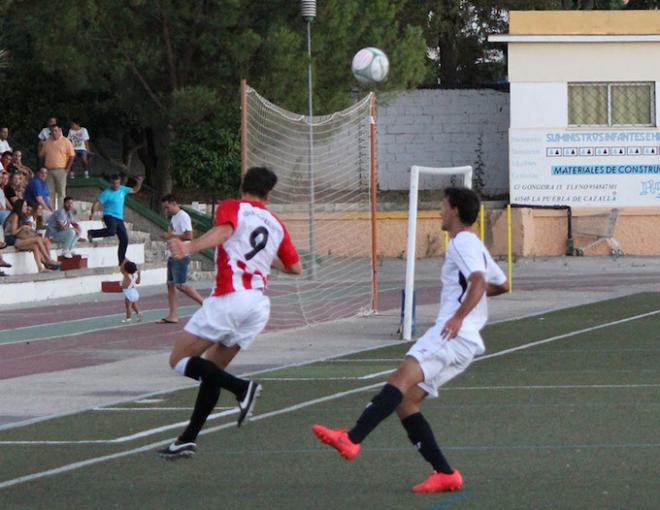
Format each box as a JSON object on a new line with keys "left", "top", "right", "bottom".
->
{"left": 568, "top": 82, "right": 655, "bottom": 127}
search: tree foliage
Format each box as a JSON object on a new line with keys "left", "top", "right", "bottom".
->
{"left": 402, "top": 0, "right": 630, "bottom": 88}
{"left": 170, "top": 121, "right": 241, "bottom": 200}
{"left": 0, "top": 0, "right": 426, "bottom": 195}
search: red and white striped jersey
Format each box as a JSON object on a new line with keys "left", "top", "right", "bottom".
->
{"left": 212, "top": 199, "right": 299, "bottom": 296}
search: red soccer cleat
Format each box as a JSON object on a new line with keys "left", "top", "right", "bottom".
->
{"left": 412, "top": 470, "right": 463, "bottom": 493}
{"left": 312, "top": 424, "right": 361, "bottom": 461}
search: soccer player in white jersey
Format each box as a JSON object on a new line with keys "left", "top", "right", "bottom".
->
{"left": 159, "top": 166, "right": 302, "bottom": 459}
{"left": 313, "top": 187, "right": 509, "bottom": 492}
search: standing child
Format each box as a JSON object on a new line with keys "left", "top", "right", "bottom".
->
{"left": 121, "top": 260, "right": 143, "bottom": 323}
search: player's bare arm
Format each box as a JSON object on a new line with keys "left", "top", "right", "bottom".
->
{"left": 169, "top": 224, "right": 233, "bottom": 259}
{"left": 442, "top": 271, "right": 487, "bottom": 339}
{"left": 487, "top": 280, "right": 509, "bottom": 297}
{"left": 271, "top": 257, "right": 303, "bottom": 275}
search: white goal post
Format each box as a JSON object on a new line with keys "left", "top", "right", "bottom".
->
{"left": 402, "top": 165, "right": 473, "bottom": 341}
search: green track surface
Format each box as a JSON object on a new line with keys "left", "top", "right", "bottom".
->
{"left": 1, "top": 293, "right": 659, "bottom": 509}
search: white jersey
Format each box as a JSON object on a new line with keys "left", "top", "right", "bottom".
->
{"left": 212, "top": 199, "right": 299, "bottom": 296}
{"left": 436, "top": 231, "right": 507, "bottom": 353}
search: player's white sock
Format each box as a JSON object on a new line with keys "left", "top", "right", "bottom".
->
{"left": 174, "top": 356, "right": 190, "bottom": 376}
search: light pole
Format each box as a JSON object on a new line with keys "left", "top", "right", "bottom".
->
{"left": 301, "top": 0, "right": 317, "bottom": 279}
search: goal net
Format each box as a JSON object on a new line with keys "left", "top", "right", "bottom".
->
{"left": 242, "top": 84, "right": 377, "bottom": 330}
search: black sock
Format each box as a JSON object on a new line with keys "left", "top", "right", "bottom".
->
{"left": 179, "top": 381, "right": 221, "bottom": 444}
{"left": 184, "top": 356, "right": 249, "bottom": 398}
{"left": 401, "top": 412, "right": 453, "bottom": 474}
{"left": 348, "top": 384, "right": 403, "bottom": 444}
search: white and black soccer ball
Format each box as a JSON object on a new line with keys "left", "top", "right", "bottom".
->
{"left": 351, "top": 47, "right": 389, "bottom": 85}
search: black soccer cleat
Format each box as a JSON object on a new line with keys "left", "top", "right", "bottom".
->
{"left": 158, "top": 440, "right": 197, "bottom": 460}
{"left": 237, "top": 381, "right": 262, "bottom": 427}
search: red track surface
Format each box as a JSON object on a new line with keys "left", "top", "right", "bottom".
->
{"left": 2, "top": 270, "right": 659, "bottom": 380}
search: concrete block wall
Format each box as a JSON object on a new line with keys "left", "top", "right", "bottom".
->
{"left": 377, "top": 89, "right": 509, "bottom": 196}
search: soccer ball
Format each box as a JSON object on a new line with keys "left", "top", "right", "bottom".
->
{"left": 351, "top": 47, "right": 389, "bottom": 85}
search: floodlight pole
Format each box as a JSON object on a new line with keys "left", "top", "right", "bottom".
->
{"left": 302, "top": 1, "right": 317, "bottom": 279}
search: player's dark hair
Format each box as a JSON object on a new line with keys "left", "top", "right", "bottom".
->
{"left": 161, "top": 194, "right": 177, "bottom": 204}
{"left": 124, "top": 261, "right": 138, "bottom": 274}
{"left": 63, "top": 196, "right": 73, "bottom": 203}
{"left": 109, "top": 174, "right": 120, "bottom": 181}
{"left": 444, "top": 187, "right": 480, "bottom": 225}
{"left": 241, "top": 167, "right": 277, "bottom": 199}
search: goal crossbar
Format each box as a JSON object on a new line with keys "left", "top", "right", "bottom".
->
{"left": 402, "top": 165, "right": 473, "bottom": 341}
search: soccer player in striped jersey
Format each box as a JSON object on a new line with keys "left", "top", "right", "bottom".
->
{"left": 313, "top": 187, "right": 509, "bottom": 492}
{"left": 159, "top": 166, "right": 302, "bottom": 459}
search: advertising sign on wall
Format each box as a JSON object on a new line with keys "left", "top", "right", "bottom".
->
{"left": 510, "top": 129, "right": 660, "bottom": 206}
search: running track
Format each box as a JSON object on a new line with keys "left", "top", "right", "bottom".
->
{"left": 2, "top": 270, "right": 660, "bottom": 380}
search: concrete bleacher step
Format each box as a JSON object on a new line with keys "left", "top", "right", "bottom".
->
{"left": 0, "top": 198, "right": 203, "bottom": 304}
{"left": 0, "top": 263, "right": 168, "bottom": 306}
{"left": 1, "top": 242, "right": 146, "bottom": 275}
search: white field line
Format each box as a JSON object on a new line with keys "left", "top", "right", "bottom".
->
{"left": 0, "top": 408, "right": 238, "bottom": 446}
{"left": 326, "top": 359, "right": 402, "bottom": 363}
{"left": 358, "top": 369, "right": 397, "bottom": 380}
{"left": 0, "top": 289, "right": 635, "bottom": 433}
{"left": 259, "top": 377, "right": 366, "bottom": 381}
{"left": 0, "top": 339, "right": 408, "bottom": 433}
{"left": 93, "top": 407, "right": 233, "bottom": 412}
{"left": 352, "top": 308, "right": 660, "bottom": 381}
{"left": 0, "top": 383, "right": 381, "bottom": 490}
{"left": 4, "top": 382, "right": 659, "bottom": 447}
{"left": 442, "top": 383, "right": 660, "bottom": 391}
{"left": 1, "top": 308, "right": 658, "bottom": 489}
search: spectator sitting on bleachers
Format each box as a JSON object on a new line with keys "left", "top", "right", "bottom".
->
{"left": 4, "top": 172, "right": 24, "bottom": 207}
{"left": 10, "top": 150, "right": 33, "bottom": 179}
{"left": 31, "top": 202, "right": 47, "bottom": 231}
{"left": 25, "top": 167, "right": 53, "bottom": 213}
{"left": 3, "top": 199, "right": 59, "bottom": 272}
{"left": 1, "top": 151, "right": 12, "bottom": 172}
{"left": 47, "top": 196, "right": 79, "bottom": 258}
{"left": 0, "top": 170, "right": 11, "bottom": 274}
{"left": 0, "top": 170, "right": 10, "bottom": 225}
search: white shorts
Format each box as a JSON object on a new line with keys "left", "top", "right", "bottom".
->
{"left": 406, "top": 323, "right": 479, "bottom": 398}
{"left": 184, "top": 290, "right": 270, "bottom": 350}
{"left": 122, "top": 288, "right": 139, "bottom": 303}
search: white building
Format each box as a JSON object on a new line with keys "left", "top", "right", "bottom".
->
{"left": 490, "top": 11, "right": 660, "bottom": 207}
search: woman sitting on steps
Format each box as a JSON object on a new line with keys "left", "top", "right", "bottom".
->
{"left": 3, "top": 199, "right": 60, "bottom": 272}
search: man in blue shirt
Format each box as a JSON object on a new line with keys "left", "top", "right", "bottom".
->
{"left": 88, "top": 174, "right": 143, "bottom": 265}
{"left": 24, "top": 167, "right": 53, "bottom": 212}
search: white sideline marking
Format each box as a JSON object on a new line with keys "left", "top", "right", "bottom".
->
{"left": 259, "top": 377, "right": 365, "bottom": 381}
{"left": 354, "top": 308, "right": 660, "bottom": 380}
{"left": 0, "top": 383, "right": 381, "bottom": 489}
{"left": 442, "top": 383, "right": 660, "bottom": 391}
{"left": 4, "top": 383, "right": 658, "bottom": 446}
{"left": 135, "top": 399, "right": 163, "bottom": 404}
{"left": 93, "top": 407, "right": 232, "bottom": 412}
{"left": 0, "top": 409, "right": 238, "bottom": 446}
{"left": 358, "top": 369, "right": 395, "bottom": 380}
{"left": 1, "top": 308, "right": 658, "bottom": 489}
{"left": 327, "top": 359, "right": 402, "bottom": 363}
{"left": 0, "top": 338, "right": 408, "bottom": 433}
